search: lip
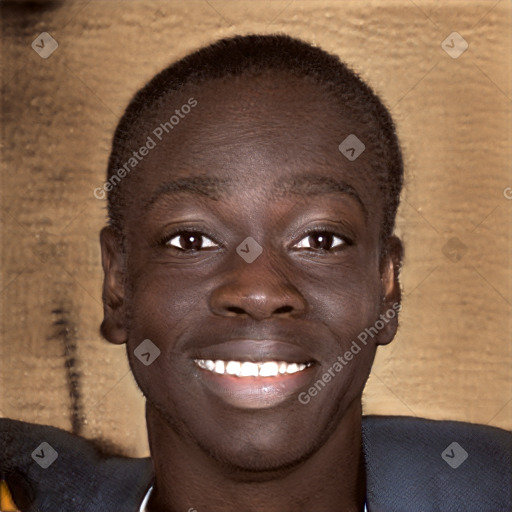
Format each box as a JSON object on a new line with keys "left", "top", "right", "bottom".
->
{"left": 191, "top": 339, "right": 317, "bottom": 409}
{"left": 191, "top": 339, "right": 316, "bottom": 364}
{"left": 196, "top": 365, "right": 316, "bottom": 409}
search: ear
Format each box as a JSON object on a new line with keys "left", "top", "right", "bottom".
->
{"left": 99, "top": 226, "right": 128, "bottom": 344}
{"left": 375, "top": 235, "right": 403, "bottom": 346}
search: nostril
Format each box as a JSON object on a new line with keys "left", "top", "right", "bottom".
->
{"left": 275, "top": 305, "right": 293, "bottom": 314}
{"left": 227, "top": 306, "right": 246, "bottom": 315}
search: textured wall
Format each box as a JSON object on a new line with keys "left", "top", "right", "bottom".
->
{"left": 1, "top": 0, "right": 511, "bottom": 457}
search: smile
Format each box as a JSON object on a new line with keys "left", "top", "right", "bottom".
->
{"left": 194, "top": 359, "right": 312, "bottom": 377}
{"left": 190, "top": 339, "right": 318, "bottom": 409}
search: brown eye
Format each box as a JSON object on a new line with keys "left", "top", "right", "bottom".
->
{"left": 166, "top": 231, "right": 217, "bottom": 252}
{"left": 294, "top": 231, "right": 346, "bottom": 251}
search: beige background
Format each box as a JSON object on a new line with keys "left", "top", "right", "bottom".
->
{"left": 1, "top": 0, "right": 511, "bottom": 457}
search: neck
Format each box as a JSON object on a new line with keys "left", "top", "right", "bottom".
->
{"left": 145, "top": 399, "right": 366, "bottom": 512}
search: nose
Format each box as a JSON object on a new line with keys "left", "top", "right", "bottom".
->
{"left": 209, "top": 251, "right": 306, "bottom": 320}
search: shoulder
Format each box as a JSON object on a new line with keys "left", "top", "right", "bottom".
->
{"left": 3, "top": 415, "right": 510, "bottom": 511}
{"left": 362, "top": 415, "right": 512, "bottom": 511}
{"left": 0, "top": 417, "right": 153, "bottom": 511}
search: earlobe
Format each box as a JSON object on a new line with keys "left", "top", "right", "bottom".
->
{"left": 375, "top": 236, "right": 403, "bottom": 346}
{"left": 99, "top": 227, "right": 128, "bottom": 345}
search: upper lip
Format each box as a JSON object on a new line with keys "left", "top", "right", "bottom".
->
{"left": 191, "top": 339, "right": 316, "bottom": 364}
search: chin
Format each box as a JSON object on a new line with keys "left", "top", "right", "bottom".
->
{"left": 149, "top": 394, "right": 327, "bottom": 473}
{"left": 196, "top": 431, "right": 321, "bottom": 474}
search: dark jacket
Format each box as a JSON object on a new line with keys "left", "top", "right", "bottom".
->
{"left": 1, "top": 416, "right": 511, "bottom": 511}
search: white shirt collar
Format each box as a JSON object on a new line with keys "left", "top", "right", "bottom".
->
{"left": 139, "top": 485, "right": 152, "bottom": 512}
{"left": 139, "top": 485, "right": 367, "bottom": 511}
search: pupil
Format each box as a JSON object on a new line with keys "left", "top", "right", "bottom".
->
{"left": 182, "top": 233, "right": 201, "bottom": 250}
{"left": 311, "top": 233, "right": 332, "bottom": 250}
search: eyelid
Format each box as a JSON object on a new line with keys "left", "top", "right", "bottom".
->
{"left": 290, "top": 225, "right": 354, "bottom": 248}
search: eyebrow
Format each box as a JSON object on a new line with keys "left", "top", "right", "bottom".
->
{"left": 146, "top": 174, "right": 368, "bottom": 218}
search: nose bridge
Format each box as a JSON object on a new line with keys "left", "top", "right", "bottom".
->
{"left": 210, "top": 241, "right": 306, "bottom": 319}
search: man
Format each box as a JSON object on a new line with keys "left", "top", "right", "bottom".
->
{"left": 101, "top": 31, "right": 403, "bottom": 512}
{"left": 1, "top": 34, "right": 510, "bottom": 512}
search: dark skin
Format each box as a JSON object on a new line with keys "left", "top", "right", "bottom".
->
{"left": 100, "top": 72, "right": 402, "bottom": 512}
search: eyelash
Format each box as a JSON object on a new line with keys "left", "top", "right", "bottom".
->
{"left": 159, "top": 227, "right": 353, "bottom": 254}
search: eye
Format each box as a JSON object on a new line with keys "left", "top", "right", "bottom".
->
{"left": 165, "top": 230, "right": 219, "bottom": 252}
{"left": 294, "top": 229, "right": 350, "bottom": 252}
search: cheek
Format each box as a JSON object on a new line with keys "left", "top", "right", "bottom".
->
{"left": 125, "top": 262, "right": 205, "bottom": 338}
{"left": 302, "top": 257, "right": 382, "bottom": 397}
{"left": 123, "top": 270, "right": 201, "bottom": 408}
{"left": 306, "top": 260, "right": 382, "bottom": 341}
{"left": 121, "top": 276, "right": 196, "bottom": 407}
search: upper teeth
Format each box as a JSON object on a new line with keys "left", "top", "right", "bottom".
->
{"left": 194, "top": 359, "right": 310, "bottom": 377}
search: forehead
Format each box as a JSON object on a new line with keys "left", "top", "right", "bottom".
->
{"left": 122, "top": 71, "right": 383, "bottom": 222}
{"left": 148, "top": 72, "right": 356, "bottom": 150}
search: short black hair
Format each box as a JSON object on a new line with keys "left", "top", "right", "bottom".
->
{"left": 106, "top": 33, "right": 403, "bottom": 248}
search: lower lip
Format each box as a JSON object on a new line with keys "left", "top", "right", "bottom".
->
{"left": 196, "top": 366, "right": 316, "bottom": 409}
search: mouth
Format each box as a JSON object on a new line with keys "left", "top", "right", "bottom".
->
{"left": 191, "top": 340, "right": 317, "bottom": 409}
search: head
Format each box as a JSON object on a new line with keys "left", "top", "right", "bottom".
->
{"left": 100, "top": 34, "right": 403, "bottom": 471}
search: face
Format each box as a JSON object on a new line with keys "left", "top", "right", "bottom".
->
{"left": 100, "top": 72, "right": 402, "bottom": 471}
